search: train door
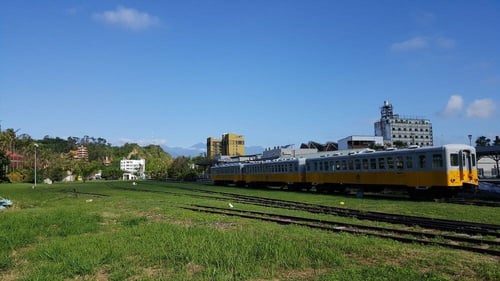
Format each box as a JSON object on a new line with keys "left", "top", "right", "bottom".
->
{"left": 459, "top": 149, "right": 473, "bottom": 181}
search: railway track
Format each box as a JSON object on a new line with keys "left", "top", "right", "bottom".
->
{"left": 180, "top": 187, "right": 500, "bottom": 238}
{"left": 182, "top": 204, "right": 500, "bottom": 256}
{"left": 105, "top": 184, "right": 500, "bottom": 245}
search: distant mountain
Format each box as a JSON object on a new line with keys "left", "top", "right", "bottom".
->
{"left": 162, "top": 143, "right": 265, "bottom": 157}
{"left": 246, "top": 146, "right": 265, "bottom": 155}
{"left": 162, "top": 143, "right": 205, "bottom": 157}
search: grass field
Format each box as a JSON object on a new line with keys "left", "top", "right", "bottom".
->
{"left": 1, "top": 181, "right": 499, "bottom": 281}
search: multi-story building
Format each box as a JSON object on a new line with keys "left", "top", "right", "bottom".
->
{"left": 206, "top": 133, "right": 245, "bottom": 158}
{"left": 221, "top": 133, "right": 245, "bottom": 156}
{"left": 120, "top": 159, "right": 145, "bottom": 174}
{"left": 206, "top": 137, "right": 222, "bottom": 159}
{"left": 70, "top": 145, "right": 89, "bottom": 161}
{"left": 374, "top": 101, "right": 433, "bottom": 147}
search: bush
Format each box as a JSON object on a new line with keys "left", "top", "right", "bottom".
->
{"left": 7, "top": 171, "right": 23, "bottom": 183}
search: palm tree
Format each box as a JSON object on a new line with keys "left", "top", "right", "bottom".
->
{"left": 475, "top": 136, "right": 491, "bottom": 146}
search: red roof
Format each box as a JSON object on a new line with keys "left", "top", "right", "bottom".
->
{"left": 6, "top": 151, "right": 25, "bottom": 161}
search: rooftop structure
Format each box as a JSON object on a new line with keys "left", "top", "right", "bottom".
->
{"left": 338, "top": 135, "right": 384, "bottom": 150}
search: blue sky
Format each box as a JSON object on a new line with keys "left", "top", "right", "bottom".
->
{"left": 1, "top": 1, "right": 499, "bottom": 149}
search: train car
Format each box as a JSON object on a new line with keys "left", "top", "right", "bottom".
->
{"left": 210, "top": 163, "right": 244, "bottom": 186}
{"left": 242, "top": 158, "right": 308, "bottom": 189}
{"left": 305, "top": 144, "right": 478, "bottom": 196}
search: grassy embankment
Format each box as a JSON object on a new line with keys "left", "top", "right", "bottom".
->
{"left": 0, "top": 181, "right": 499, "bottom": 281}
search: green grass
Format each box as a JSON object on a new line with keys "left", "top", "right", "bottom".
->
{"left": 0, "top": 181, "right": 499, "bottom": 280}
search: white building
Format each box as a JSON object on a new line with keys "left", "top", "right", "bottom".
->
{"left": 374, "top": 100, "right": 433, "bottom": 147}
{"left": 338, "top": 136, "right": 384, "bottom": 150}
{"left": 478, "top": 157, "right": 499, "bottom": 178}
{"left": 120, "top": 159, "right": 146, "bottom": 179}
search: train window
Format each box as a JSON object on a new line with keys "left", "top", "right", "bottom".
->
{"left": 370, "top": 158, "right": 377, "bottom": 169}
{"left": 378, "top": 158, "right": 385, "bottom": 169}
{"left": 314, "top": 162, "right": 318, "bottom": 171}
{"left": 355, "top": 159, "right": 361, "bottom": 170}
{"left": 387, "top": 157, "right": 394, "bottom": 169}
{"left": 406, "top": 156, "right": 413, "bottom": 169}
{"left": 472, "top": 154, "right": 476, "bottom": 167}
{"left": 450, "top": 154, "right": 459, "bottom": 167}
{"left": 342, "top": 160, "right": 347, "bottom": 170}
{"left": 418, "top": 155, "right": 426, "bottom": 168}
{"left": 362, "top": 159, "right": 369, "bottom": 170}
{"left": 306, "top": 163, "right": 310, "bottom": 171}
{"left": 348, "top": 160, "right": 354, "bottom": 170}
{"left": 335, "top": 161, "right": 341, "bottom": 170}
{"left": 319, "top": 162, "right": 323, "bottom": 171}
{"left": 432, "top": 154, "right": 443, "bottom": 168}
{"left": 396, "top": 156, "right": 404, "bottom": 169}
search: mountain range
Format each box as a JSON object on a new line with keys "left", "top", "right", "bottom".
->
{"left": 161, "top": 143, "right": 265, "bottom": 157}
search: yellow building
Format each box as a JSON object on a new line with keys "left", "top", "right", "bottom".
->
{"left": 206, "top": 137, "right": 222, "bottom": 159}
{"left": 207, "top": 133, "right": 245, "bottom": 158}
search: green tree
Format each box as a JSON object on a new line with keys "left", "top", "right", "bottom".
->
{"left": 494, "top": 136, "right": 500, "bottom": 146}
{"left": 393, "top": 141, "right": 407, "bottom": 148}
{"left": 0, "top": 150, "right": 11, "bottom": 182}
{"left": 74, "top": 160, "right": 100, "bottom": 182}
{"left": 476, "top": 136, "right": 491, "bottom": 146}
{"left": 101, "top": 160, "right": 122, "bottom": 180}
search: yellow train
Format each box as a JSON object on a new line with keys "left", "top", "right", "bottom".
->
{"left": 211, "top": 144, "right": 479, "bottom": 197}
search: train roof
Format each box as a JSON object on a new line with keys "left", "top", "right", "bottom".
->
{"left": 305, "top": 144, "right": 475, "bottom": 161}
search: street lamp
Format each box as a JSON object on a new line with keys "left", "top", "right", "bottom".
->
{"left": 34, "top": 143, "right": 38, "bottom": 188}
{"left": 468, "top": 134, "right": 472, "bottom": 146}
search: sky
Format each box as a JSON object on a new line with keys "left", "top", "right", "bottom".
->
{"left": 1, "top": 0, "right": 499, "bottom": 149}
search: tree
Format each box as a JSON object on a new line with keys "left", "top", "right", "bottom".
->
{"left": 494, "top": 136, "right": 500, "bottom": 146}
{"left": 475, "top": 136, "right": 491, "bottom": 146}
{"left": 0, "top": 150, "right": 11, "bottom": 182}
{"left": 393, "top": 141, "right": 407, "bottom": 148}
{"left": 74, "top": 160, "right": 100, "bottom": 182}
{"left": 168, "top": 156, "right": 198, "bottom": 181}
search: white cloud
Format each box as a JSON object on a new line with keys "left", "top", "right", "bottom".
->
{"left": 441, "top": 95, "right": 464, "bottom": 117}
{"left": 391, "top": 36, "right": 429, "bottom": 51}
{"left": 391, "top": 36, "right": 456, "bottom": 52}
{"left": 93, "top": 6, "right": 160, "bottom": 31}
{"left": 466, "top": 99, "right": 496, "bottom": 118}
{"left": 435, "top": 37, "right": 456, "bottom": 49}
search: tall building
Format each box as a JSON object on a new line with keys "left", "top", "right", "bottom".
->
{"left": 374, "top": 100, "right": 433, "bottom": 147}
{"left": 206, "top": 133, "right": 245, "bottom": 158}
{"left": 206, "top": 137, "right": 222, "bottom": 159}
{"left": 221, "top": 133, "right": 245, "bottom": 156}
